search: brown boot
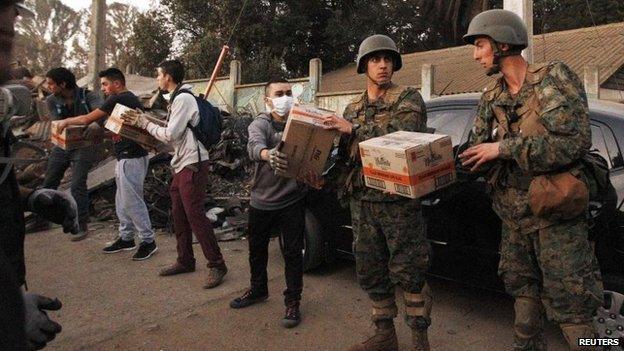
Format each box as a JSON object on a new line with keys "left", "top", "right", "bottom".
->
{"left": 404, "top": 284, "right": 433, "bottom": 351}
{"left": 560, "top": 323, "right": 598, "bottom": 351}
{"left": 512, "top": 297, "right": 547, "bottom": 351}
{"left": 159, "top": 262, "right": 195, "bottom": 276}
{"left": 70, "top": 220, "right": 89, "bottom": 242}
{"left": 347, "top": 320, "right": 398, "bottom": 351}
{"left": 204, "top": 263, "right": 227, "bottom": 289}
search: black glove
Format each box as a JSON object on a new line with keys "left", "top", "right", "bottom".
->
{"left": 82, "top": 122, "right": 103, "bottom": 140}
{"left": 268, "top": 142, "right": 288, "bottom": 176}
{"left": 28, "top": 189, "right": 79, "bottom": 234}
{"left": 22, "top": 292, "right": 62, "bottom": 350}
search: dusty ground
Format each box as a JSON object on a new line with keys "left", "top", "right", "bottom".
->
{"left": 25, "top": 223, "right": 569, "bottom": 351}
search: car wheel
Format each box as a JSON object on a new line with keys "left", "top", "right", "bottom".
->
{"left": 278, "top": 208, "right": 324, "bottom": 272}
{"left": 303, "top": 209, "right": 324, "bottom": 272}
{"left": 594, "top": 289, "right": 624, "bottom": 349}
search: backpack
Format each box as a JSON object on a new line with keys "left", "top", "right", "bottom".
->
{"left": 177, "top": 89, "right": 223, "bottom": 151}
{"left": 54, "top": 87, "right": 90, "bottom": 117}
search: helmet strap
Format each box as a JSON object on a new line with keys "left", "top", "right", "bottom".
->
{"left": 365, "top": 71, "right": 393, "bottom": 89}
{"left": 486, "top": 39, "right": 502, "bottom": 76}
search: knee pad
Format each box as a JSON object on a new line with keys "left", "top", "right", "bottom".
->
{"left": 404, "top": 283, "right": 433, "bottom": 318}
{"left": 372, "top": 296, "right": 398, "bottom": 322}
{"left": 514, "top": 297, "right": 544, "bottom": 338}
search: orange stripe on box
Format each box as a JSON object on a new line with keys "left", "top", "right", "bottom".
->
{"left": 362, "top": 167, "right": 412, "bottom": 185}
{"left": 363, "top": 161, "right": 455, "bottom": 186}
{"left": 414, "top": 162, "right": 455, "bottom": 182}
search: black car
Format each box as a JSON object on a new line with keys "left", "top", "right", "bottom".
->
{"left": 304, "top": 93, "right": 624, "bottom": 296}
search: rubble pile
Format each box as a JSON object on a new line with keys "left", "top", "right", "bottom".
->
{"left": 18, "top": 92, "right": 256, "bottom": 236}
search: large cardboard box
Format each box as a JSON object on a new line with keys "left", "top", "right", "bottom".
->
{"left": 280, "top": 105, "right": 338, "bottom": 179}
{"left": 358, "top": 131, "right": 456, "bottom": 199}
{"left": 105, "top": 104, "right": 167, "bottom": 149}
{"left": 50, "top": 121, "right": 98, "bottom": 150}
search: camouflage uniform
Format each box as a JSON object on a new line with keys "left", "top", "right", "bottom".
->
{"left": 469, "top": 61, "right": 603, "bottom": 347}
{"left": 339, "top": 83, "right": 432, "bottom": 329}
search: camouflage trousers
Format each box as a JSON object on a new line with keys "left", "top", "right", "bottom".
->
{"left": 350, "top": 199, "right": 431, "bottom": 324}
{"left": 499, "top": 217, "right": 604, "bottom": 324}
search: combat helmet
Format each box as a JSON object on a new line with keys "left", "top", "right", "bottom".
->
{"left": 463, "top": 9, "right": 528, "bottom": 52}
{"left": 356, "top": 35, "right": 402, "bottom": 74}
{"left": 463, "top": 9, "right": 528, "bottom": 75}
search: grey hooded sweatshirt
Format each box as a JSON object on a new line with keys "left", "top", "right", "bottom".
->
{"left": 247, "top": 113, "right": 307, "bottom": 210}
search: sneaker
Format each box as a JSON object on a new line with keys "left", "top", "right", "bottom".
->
{"left": 102, "top": 238, "right": 136, "bottom": 253}
{"left": 230, "top": 289, "right": 269, "bottom": 309}
{"left": 132, "top": 241, "right": 157, "bottom": 261}
{"left": 159, "top": 262, "right": 195, "bottom": 276}
{"left": 204, "top": 264, "right": 228, "bottom": 289}
{"left": 281, "top": 302, "right": 301, "bottom": 328}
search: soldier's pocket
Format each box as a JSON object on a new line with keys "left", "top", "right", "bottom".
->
{"left": 528, "top": 171, "right": 588, "bottom": 221}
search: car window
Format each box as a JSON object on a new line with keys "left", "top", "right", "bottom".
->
{"left": 593, "top": 120, "right": 624, "bottom": 169}
{"left": 427, "top": 108, "right": 476, "bottom": 146}
{"left": 590, "top": 124, "right": 612, "bottom": 169}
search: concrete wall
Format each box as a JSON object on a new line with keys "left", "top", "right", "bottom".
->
{"left": 186, "top": 62, "right": 316, "bottom": 116}
{"left": 190, "top": 60, "right": 623, "bottom": 118}
{"left": 315, "top": 90, "right": 362, "bottom": 116}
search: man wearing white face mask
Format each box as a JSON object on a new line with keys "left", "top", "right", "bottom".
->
{"left": 230, "top": 78, "right": 307, "bottom": 329}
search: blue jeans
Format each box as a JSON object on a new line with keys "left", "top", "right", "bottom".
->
{"left": 115, "top": 156, "right": 154, "bottom": 243}
{"left": 42, "top": 146, "right": 95, "bottom": 222}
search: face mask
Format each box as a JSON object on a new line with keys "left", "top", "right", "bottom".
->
{"left": 269, "top": 95, "right": 293, "bottom": 117}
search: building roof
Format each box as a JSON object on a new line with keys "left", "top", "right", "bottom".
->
{"left": 321, "top": 22, "right": 624, "bottom": 95}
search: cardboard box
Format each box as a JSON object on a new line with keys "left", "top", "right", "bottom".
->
{"left": 358, "top": 131, "right": 456, "bottom": 199}
{"left": 280, "top": 105, "right": 338, "bottom": 179}
{"left": 50, "top": 121, "right": 98, "bottom": 150}
{"left": 105, "top": 104, "right": 167, "bottom": 149}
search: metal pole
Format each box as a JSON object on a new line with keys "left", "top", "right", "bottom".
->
{"left": 203, "top": 45, "right": 230, "bottom": 99}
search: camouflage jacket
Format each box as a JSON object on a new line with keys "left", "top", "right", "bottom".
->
{"left": 337, "top": 83, "right": 427, "bottom": 202}
{"left": 469, "top": 61, "right": 590, "bottom": 231}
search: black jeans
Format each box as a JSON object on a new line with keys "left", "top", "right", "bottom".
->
{"left": 42, "top": 146, "right": 95, "bottom": 222}
{"left": 248, "top": 199, "right": 305, "bottom": 305}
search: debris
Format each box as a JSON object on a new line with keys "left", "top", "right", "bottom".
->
{"left": 206, "top": 207, "right": 225, "bottom": 223}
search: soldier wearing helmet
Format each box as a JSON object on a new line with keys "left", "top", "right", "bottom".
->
{"left": 460, "top": 9, "right": 603, "bottom": 351}
{"left": 323, "top": 35, "right": 431, "bottom": 351}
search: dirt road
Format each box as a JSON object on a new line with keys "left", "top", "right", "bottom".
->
{"left": 25, "top": 224, "right": 568, "bottom": 350}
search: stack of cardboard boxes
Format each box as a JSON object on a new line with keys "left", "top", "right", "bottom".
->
{"left": 105, "top": 104, "right": 167, "bottom": 149}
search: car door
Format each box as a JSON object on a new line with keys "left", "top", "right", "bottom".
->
{"left": 424, "top": 103, "right": 503, "bottom": 287}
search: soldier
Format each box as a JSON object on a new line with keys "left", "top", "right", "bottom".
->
{"left": 323, "top": 35, "right": 432, "bottom": 351}
{"left": 459, "top": 9, "right": 604, "bottom": 351}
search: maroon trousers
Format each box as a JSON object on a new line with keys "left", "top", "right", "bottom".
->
{"left": 170, "top": 161, "right": 224, "bottom": 268}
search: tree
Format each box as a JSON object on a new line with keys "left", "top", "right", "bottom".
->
{"left": 140, "top": 0, "right": 623, "bottom": 83}
{"left": 71, "top": 2, "right": 141, "bottom": 77}
{"left": 534, "top": 0, "right": 624, "bottom": 34}
{"left": 14, "top": 0, "right": 81, "bottom": 75}
{"left": 127, "top": 9, "right": 174, "bottom": 76}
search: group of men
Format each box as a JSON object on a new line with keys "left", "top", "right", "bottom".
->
{"left": 0, "top": 1, "right": 606, "bottom": 350}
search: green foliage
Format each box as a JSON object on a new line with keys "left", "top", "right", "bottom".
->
{"left": 152, "top": 0, "right": 496, "bottom": 82}
{"left": 14, "top": 0, "right": 81, "bottom": 75}
{"left": 127, "top": 9, "right": 174, "bottom": 77}
{"left": 534, "top": 0, "right": 624, "bottom": 34}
